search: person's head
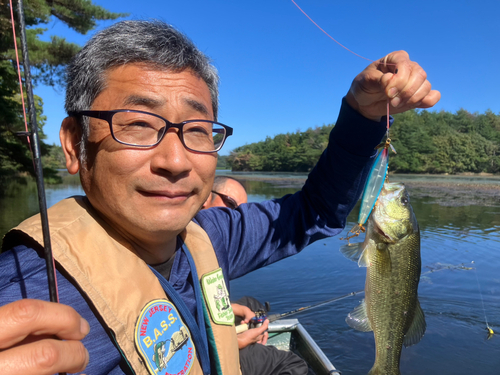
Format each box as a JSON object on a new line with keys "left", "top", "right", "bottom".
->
{"left": 64, "top": 20, "right": 220, "bottom": 164}
{"left": 203, "top": 176, "right": 247, "bottom": 209}
{"left": 59, "top": 20, "right": 231, "bottom": 260}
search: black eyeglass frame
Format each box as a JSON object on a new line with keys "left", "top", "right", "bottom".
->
{"left": 211, "top": 190, "right": 239, "bottom": 209}
{"left": 69, "top": 109, "right": 233, "bottom": 153}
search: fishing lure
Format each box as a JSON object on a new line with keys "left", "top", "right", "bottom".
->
{"left": 486, "top": 326, "right": 495, "bottom": 340}
{"left": 342, "top": 103, "right": 396, "bottom": 243}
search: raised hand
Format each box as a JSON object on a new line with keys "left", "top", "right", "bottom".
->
{"left": 346, "top": 50, "right": 441, "bottom": 121}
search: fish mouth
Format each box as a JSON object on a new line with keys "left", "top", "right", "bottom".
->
{"left": 373, "top": 220, "right": 394, "bottom": 242}
{"left": 382, "top": 182, "right": 406, "bottom": 199}
{"left": 372, "top": 204, "right": 401, "bottom": 244}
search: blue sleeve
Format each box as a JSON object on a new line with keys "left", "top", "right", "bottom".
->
{"left": 195, "top": 98, "right": 390, "bottom": 281}
{"left": 0, "top": 246, "right": 126, "bottom": 375}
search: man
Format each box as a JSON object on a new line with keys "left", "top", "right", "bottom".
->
{"left": 0, "top": 20, "right": 440, "bottom": 375}
{"left": 203, "top": 176, "right": 248, "bottom": 209}
{"left": 204, "top": 177, "right": 307, "bottom": 374}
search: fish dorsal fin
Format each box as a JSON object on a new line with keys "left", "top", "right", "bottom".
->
{"left": 339, "top": 242, "right": 364, "bottom": 262}
{"left": 346, "top": 299, "right": 372, "bottom": 332}
{"left": 403, "top": 299, "right": 426, "bottom": 347}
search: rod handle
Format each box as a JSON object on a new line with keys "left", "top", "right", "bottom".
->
{"left": 235, "top": 323, "right": 249, "bottom": 334}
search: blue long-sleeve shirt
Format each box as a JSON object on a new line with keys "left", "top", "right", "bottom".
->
{"left": 0, "top": 99, "right": 388, "bottom": 374}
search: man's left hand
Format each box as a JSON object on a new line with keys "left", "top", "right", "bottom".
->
{"left": 345, "top": 50, "right": 441, "bottom": 121}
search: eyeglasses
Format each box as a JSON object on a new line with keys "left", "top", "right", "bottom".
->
{"left": 211, "top": 190, "right": 239, "bottom": 209}
{"left": 69, "top": 110, "right": 233, "bottom": 153}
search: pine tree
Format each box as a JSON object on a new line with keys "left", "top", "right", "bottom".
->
{"left": 0, "top": 0, "right": 126, "bottom": 190}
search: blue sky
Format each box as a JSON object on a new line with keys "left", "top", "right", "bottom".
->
{"left": 34, "top": 0, "right": 500, "bottom": 155}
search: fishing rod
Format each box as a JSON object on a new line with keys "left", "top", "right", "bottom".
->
{"left": 11, "top": 2, "right": 64, "bottom": 372}
{"left": 267, "top": 290, "right": 364, "bottom": 322}
{"left": 236, "top": 290, "right": 364, "bottom": 334}
{"left": 11, "top": 0, "right": 60, "bottom": 303}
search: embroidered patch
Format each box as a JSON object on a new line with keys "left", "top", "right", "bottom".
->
{"left": 135, "top": 300, "right": 195, "bottom": 375}
{"left": 201, "top": 268, "right": 234, "bottom": 325}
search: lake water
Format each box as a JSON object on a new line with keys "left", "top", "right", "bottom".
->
{"left": 1, "top": 175, "right": 499, "bottom": 374}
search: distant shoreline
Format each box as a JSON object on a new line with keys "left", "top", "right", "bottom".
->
{"left": 221, "top": 172, "right": 500, "bottom": 207}
{"left": 223, "top": 171, "right": 500, "bottom": 185}
{"left": 397, "top": 180, "right": 500, "bottom": 207}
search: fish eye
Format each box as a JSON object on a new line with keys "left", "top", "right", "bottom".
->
{"left": 401, "top": 196, "right": 409, "bottom": 206}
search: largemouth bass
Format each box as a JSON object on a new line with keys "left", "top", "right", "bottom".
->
{"left": 340, "top": 182, "right": 425, "bottom": 375}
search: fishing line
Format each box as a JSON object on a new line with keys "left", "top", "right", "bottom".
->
{"left": 291, "top": 0, "right": 373, "bottom": 63}
{"left": 473, "top": 265, "right": 494, "bottom": 338}
{"left": 9, "top": 0, "right": 32, "bottom": 153}
{"left": 291, "top": 0, "right": 397, "bottom": 67}
{"left": 292, "top": 2, "right": 399, "bottom": 242}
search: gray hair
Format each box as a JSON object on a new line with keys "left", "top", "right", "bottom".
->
{"left": 65, "top": 20, "right": 219, "bottom": 163}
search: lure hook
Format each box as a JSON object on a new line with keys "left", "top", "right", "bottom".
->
{"left": 340, "top": 224, "right": 366, "bottom": 244}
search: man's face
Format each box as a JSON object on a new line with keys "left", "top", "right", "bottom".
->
{"left": 204, "top": 179, "right": 248, "bottom": 209}
{"left": 65, "top": 64, "right": 217, "bottom": 254}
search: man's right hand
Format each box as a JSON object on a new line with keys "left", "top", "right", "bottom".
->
{"left": 0, "top": 299, "right": 90, "bottom": 375}
{"left": 236, "top": 319, "right": 269, "bottom": 349}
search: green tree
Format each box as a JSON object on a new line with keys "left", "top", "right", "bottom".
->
{"left": 227, "top": 124, "right": 333, "bottom": 172}
{"left": 0, "top": 0, "right": 125, "bottom": 191}
{"left": 227, "top": 109, "right": 500, "bottom": 174}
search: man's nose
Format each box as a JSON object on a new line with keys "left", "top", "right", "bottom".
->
{"left": 150, "top": 128, "right": 192, "bottom": 175}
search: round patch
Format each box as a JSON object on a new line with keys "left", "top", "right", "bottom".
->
{"left": 135, "top": 300, "right": 195, "bottom": 375}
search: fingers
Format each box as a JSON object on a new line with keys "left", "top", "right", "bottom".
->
{"left": 415, "top": 88, "right": 441, "bottom": 109}
{"left": 237, "top": 328, "right": 262, "bottom": 349}
{"left": 231, "top": 303, "right": 255, "bottom": 323}
{"left": 257, "top": 331, "right": 269, "bottom": 346}
{"left": 242, "top": 306, "right": 255, "bottom": 322}
{"left": 0, "top": 299, "right": 90, "bottom": 349}
{"left": 382, "top": 51, "right": 441, "bottom": 113}
{"left": 248, "top": 321, "right": 268, "bottom": 339}
{"left": 253, "top": 319, "right": 269, "bottom": 337}
{"left": 346, "top": 50, "right": 440, "bottom": 120}
{"left": 0, "top": 338, "right": 89, "bottom": 375}
{"left": 0, "top": 300, "right": 90, "bottom": 375}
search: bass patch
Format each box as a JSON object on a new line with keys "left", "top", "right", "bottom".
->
{"left": 135, "top": 300, "right": 195, "bottom": 375}
{"left": 201, "top": 268, "right": 234, "bottom": 325}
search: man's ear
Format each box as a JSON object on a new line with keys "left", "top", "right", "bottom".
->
{"left": 60, "top": 117, "right": 82, "bottom": 175}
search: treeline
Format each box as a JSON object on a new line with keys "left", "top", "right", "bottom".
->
{"left": 228, "top": 124, "right": 333, "bottom": 172}
{"left": 227, "top": 109, "right": 500, "bottom": 174}
{"left": 388, "top": 109, "right": 500, "bottom": 174}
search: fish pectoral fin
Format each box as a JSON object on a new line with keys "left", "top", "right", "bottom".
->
{"left": 358, "top": 240, "right": 377, "bottom": 268}
{"left": 339, "top": 242, "right": 365, "bottom": 263}
{"left": 403, "top": 299, "right": 426, "bottom": 347}
{"left": 346, "top": 299, "right": 372, "bottom": 332}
